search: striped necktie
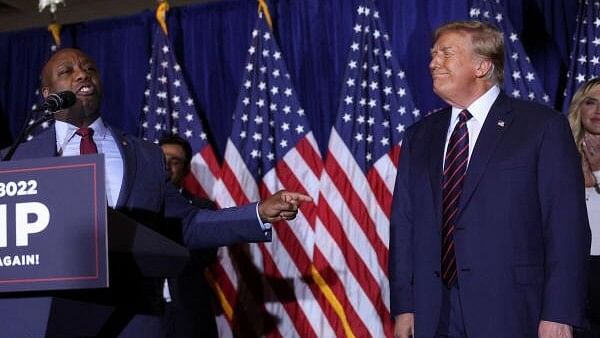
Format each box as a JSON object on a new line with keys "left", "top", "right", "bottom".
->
{"left": 441, "top": 109, "right": 471, "bottom": 287}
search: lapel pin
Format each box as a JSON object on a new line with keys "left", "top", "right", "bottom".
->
{"left": 122, "top": 140, "right": 128, "bottom": 146}
{"left": 497, "top": 120, "right": 505, "bottom": 128}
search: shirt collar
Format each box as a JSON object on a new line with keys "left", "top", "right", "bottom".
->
{"left": 55, "top": 117, "right": 107, "bottom": 152}
{"left": 450, "top": 85, "right": 500, "bottom": 124}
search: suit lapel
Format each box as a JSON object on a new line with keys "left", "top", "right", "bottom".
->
{"left": 429, "top": 108, "right": 452, "bottom": 228}
{"left": 111, "top": 128, "right": 137, "bottom": 208}
{"left": 457, "top": 93, "right": 513, "bottom": 216}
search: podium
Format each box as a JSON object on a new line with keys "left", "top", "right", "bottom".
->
{"left": 0, "top": 155, "right": 190, "bottom": 337}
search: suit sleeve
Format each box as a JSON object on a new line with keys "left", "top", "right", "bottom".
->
{"left": 537, "top": 113, "right": 590, "bottom": 328}
{"left": 389, "top": 129, "right": 415, "bottom": 317}
{"left": 160, "top": 160, "right": 271, "bottom": 250}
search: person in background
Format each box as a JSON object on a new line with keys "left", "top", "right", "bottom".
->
{"left": 389, "top": 20, "right": 590, "bottom": 338}
{"left": 568, "top": 78, "right": 600, "bottom": 338}
{"left": 159, "top": 134, "right": 218, "bottom": 338}
{"left": 160, "top": 134, "right": 214, "bottom": 209}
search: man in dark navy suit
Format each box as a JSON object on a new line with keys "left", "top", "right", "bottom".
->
{"left": 10, "top": 47, "right": 310, "bottom": 247}
{"left": 389, "top": 21, "right": 590, "bottom": 338}
{"left": 5, "top": 48, "right": 311, "bottom": 337}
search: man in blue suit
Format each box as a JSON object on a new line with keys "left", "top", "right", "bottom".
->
{"left": 389, "top": 21, "right": 590, "bottom": 338}
{"left": 9, "top": 48, "right": 310, "bottom": 247}
{"left": 5, "top": 47, "right": 311, "bottom": 337}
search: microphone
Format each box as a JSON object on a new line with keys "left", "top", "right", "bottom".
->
{"left": 2, "top": 91, "right": 77, "bottom": 161}
{"left": 38, "top": 91, "right": 76, "bottom": 112}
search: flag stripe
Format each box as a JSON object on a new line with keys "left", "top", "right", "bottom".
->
{"left": 328, "top": 130, "right": 390, "bottom": 244}
{"left": 256, "top": 242, "right": 308, "bottom": 338}
{"left": 220, "top": 141, "right": 259, "bottom": 206}
{"left": 313, "top": 247, "right": 369, "bottom": 337}
{"left": 295, "top": 134, "right": 325, "bottom": 178}
{"left": 182, "top": 171, "right": 209, "bottom": 198}
{"left": 324, "top": 153, "right": 388, "bottom": 269}
{"left": 367, "top": 165, "right": 393, "bottom": 224}
{"left": 316, "top": 192, "right": 390, "bottom": 330}
{"left": 372, "top": 148, "right": 400, "bottom": 193}
{"left": 319, "top": 169, "right": 385, "bottom": 277}
{"left": 187, "top": 146, "right": 221, "bottom": 199}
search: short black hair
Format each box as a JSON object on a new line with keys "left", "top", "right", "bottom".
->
{"left": 158, "top": 134, "right": 193, "bottom": 165}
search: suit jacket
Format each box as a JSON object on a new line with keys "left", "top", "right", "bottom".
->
{"left": 389, "top": 92, "right": 591, "bottom": 337}
{"left": 5, "top": 126, "right": 270, "bottom": 249}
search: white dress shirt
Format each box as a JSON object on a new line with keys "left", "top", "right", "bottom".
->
{"left": 588, "top": 171, "right": 600, "bottom": 256}
{"left": 443, "top": 85, "right": 501, "bottom": 168}
{"left": 55, "top": 118, "right": 124, "bottom": 207}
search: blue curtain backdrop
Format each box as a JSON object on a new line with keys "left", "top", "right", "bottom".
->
{"left": 0, "top": 0, "right": 578, "bottom": 157}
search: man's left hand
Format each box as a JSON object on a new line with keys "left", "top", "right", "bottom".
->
{"left": 539, "top": 320, "right": 572, "bottom": 338}
{"left": 258, "top": 190, "right": 313, "bottom": 223}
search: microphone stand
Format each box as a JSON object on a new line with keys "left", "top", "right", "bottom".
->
{"left": 1, "top": 110, "right": 55, "bottom": 161}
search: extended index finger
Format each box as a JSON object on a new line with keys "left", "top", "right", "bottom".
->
{"left": 285, "top": 192, "right": 313, "bottom": 203}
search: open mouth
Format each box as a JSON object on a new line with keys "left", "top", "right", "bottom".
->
{"left": 76, "top": 84, "right": 95, "bottom": 96}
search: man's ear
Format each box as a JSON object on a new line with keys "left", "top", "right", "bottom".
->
{"left": 475, "top": 59, "right": 493, "bottom": 78}
{"left": 41, "top": 87, "right": 50, "bottom": 98}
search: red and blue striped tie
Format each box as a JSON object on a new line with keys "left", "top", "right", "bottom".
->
{"left": 441, "top": 109, "right": 471, "bottom": 287}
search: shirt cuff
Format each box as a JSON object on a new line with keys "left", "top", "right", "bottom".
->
{"left": 256, "top": 202, "right": 272, "bottom": 231}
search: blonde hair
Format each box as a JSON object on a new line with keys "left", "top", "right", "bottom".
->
{"left": 434, "top": 20, "right": 504, "bottom": 84}
{"left": 568, "top": 78, "right": 600, "bottom": 157}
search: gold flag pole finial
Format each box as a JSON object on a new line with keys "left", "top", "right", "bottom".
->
{"left": 47, "top": 13, "right": 62, "bottom": 48}
{"left": 258, "top": 0, "right": 273, "bottom": 30}
{"left": 39, "top": 1, "right": 64, "bottom": 48}
{"left": 156, "top": 0, "right": 170, "bottom": 35}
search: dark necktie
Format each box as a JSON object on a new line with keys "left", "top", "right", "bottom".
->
{"left": 441, "top": 109, "right": 472, "bottom": 287}
{"left": 76, "top": 127, "right": 98, "bottom": 154}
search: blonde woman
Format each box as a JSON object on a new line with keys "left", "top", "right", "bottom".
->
{"left": 568, "top": 77, "right": 600, "bottom": 335}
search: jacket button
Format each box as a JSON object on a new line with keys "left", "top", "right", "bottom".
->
{"left": 434, "top": 271, "right": 440, "bottom": 277}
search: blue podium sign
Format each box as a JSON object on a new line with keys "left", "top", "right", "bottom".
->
{"left": 0, "top": 155, "right": 107, "bottom": 292}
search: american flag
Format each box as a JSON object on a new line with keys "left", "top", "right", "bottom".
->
{"left": 469, "top": 0, "right": 550, "bottom": 105}
{"left": 139, "top": 25, "right": 220, "bottom": 200}
{"left": 313, "top": 1, "right": 419, "bottom": 336}
{"left": 211, "top": 8, "right": 329, "bottom": 337}
{"left": 562, "top": 0, "right": 600, "bottom": 112}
